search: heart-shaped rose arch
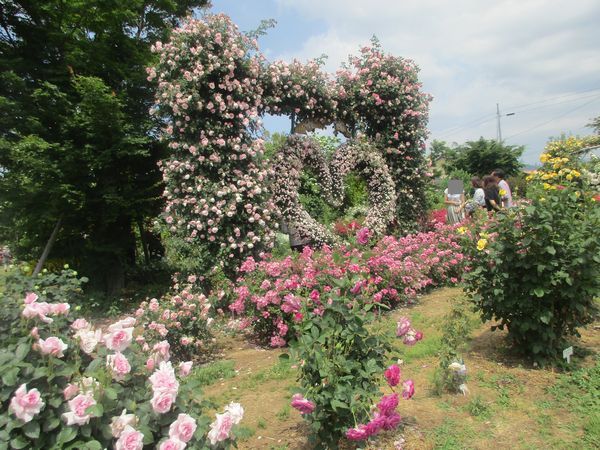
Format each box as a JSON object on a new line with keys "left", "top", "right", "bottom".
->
{"left": 271, "top": 135, "right": 396, "bottom": 246}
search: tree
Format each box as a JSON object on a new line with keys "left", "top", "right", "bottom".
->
{"left": 587, "top": 115, "right": 600, "bottom": 135}
{"left": 0, "top": 0, "right": 209, "bottom": 294}
{"left": 429, "top": 139, "right": 455, "bottom": 163}
{"left": 443, "top": 138, "right": 524, "bottom": 177}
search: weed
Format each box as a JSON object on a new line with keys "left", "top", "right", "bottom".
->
{"left": 191, "top": 360, "right": 236, "bottom": 386}
{"left": 257, "top": 417, "right": 267, "bottom": 429}
{"left": 233, "top": 425, "right": 255, "bottom": 441}
{"left": 465, "top": 395, "right": 490, "bottom": 419}
{"left": 276, "top": 405, "right": 290, "bottom": 420}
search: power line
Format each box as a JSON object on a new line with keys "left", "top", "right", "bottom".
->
{"left": 433, "top": 87, "right": 600, "bottom": 140}
{"left": 503, "top": 94, "right": 600, "bottom": 141}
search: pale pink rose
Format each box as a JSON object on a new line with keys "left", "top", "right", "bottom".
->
{"left": 24, "top": 292, "right": 38, "bottom": 304}
{"left": 178, "top": 361, "right": 193, "bottom": 377}
{"left": 224, "top": 403, "right": 244, "bottom": 425}
{"left": 22, "top": 301, "right": 53, "bottom": 323}
{"left": 9, "top": 384, "right": 44, "bottom": 423}
{"left": 30, "top": 327, "right": 39, "bottom": 339}
{"left": 77, "top": 329, "right": 102, "bottom": 354}
{"left": 71, "top": 318, "right": 90, "bottom": 331}
{"left": 152, "top": 340, "right": 170, "bottom": 362}
{"left": 62, "top": 393, "right": 96, "bottom": 426}
{"left": 108, "top": 317, "right": 137, "bottom": 332}
{"left": 104, "top": 327, "right": 133, "bottom": 352}
{"left": 169, "top": 413, "right": 197, "bottom": 443}
{"left": 63, "top": 383, "right": 79, "bottom": 400}
{"left": 37, "top": 336, "right": 67, "bottom": 358}
{"left": 149, "top": 361, "right": 179, "bottom": 392}
{"left": 159, "top": 438, "right": 186, "bottom": 450}
{"left": 110, "top": 409, "right": 138, "bottom": 438}
{"left": 145, "top": 358, "right": 155, "bottom": 371}
{"left": 207, "top": 413, "right": 234, "bottom": 445}
{"left": 151, "top": 391, "right": 175, "bottom": 414}
{"left": 50, "top": 303, "right": 70, "bottom": 315}
{"left": 187, "top": 275, "right": 197, "bottom": 283}
{"left": 107, "top": 352, "right": 132, "bottom": 381}
{"left": 115, "top": 425, "right": 144, "bottom": 450}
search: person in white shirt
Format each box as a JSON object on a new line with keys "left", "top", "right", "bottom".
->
{"left": 492, "top": 169, "right": 513, "bottom": 208}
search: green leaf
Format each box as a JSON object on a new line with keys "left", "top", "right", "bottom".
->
{"left": 9, "top": 436, "right": 28, "bottom": 449}
{"left": 83, "top": 441, "right": 102, "bottom": 450}
{"left": 56, "top": 426, "right": 78, "bottom": 444}
{"left": 330, "top": 399, "right": 348, "bottom": 411}
{"left": 1, "top": 368, "right": 19, "bottom": 387}
{"left": 43, "top": 417, "right": 60, "bottom": 432}
{"left": 533, "top": 288, "right": 544, "bottom": 298}
{"left": 14, "top": 344, "right": 29, "bottom": 362}
{"left": 545, "top": 246, "right": 556, "bottom": 255}
{"left": 104, "top": 387, "right": 118, "bottom": 400}
{"left": 85, "top": 404, "right": 103, "bottom": 418}
{"left": 540, "top": 312, "right": 552, "bottom": 325}
{"left": 22, "top": 422, "right": 39, "bottom": 439}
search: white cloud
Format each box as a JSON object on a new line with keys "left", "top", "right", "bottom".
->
{"left": 272, "top": 0, "right": 600, "bottom": 163}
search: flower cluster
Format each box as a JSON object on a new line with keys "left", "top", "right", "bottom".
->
{"left": 271, "top": 135, "right": 396, "bottom": 246}
{"left": 225, "top": 223, "right": 464, "bottom": 347}
{"left": 136, "top": 276, "right": 213, "bottom": 362}
{"left": 150, "top": 14, "right": 279, "bottom": 274}
{"left": 261, "top": 58, "right": 338, "bottom": 129}
{"left": 335, "top": 41, "right": 432, "bottom": 229}
{"left": 1, "top": 287, "right": 243, "bottom": 448}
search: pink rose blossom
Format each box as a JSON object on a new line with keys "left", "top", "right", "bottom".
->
{"left": 291, "top": 393, "right": 315, "bottom": 414}
{"left": 402, "top": 379, "right": 415, "bottom": 399}
{"left": 151, "top": 391, "right": 176, "bottom": 414}
{"left": 115, "top": 425, "right": 144, "bottom": 450}
{"left": 384, "top": 364, "right": 401, "bottom": 387}
{"left": 9, "top": 384, "right": 44, "bottom": 422}
{"left": 152, "top": 340, "right": 171, "bottom": 362}
{"left": 104, "top": 328, "right": 133, "bottom": 352}
{"left": 77, "top": 329, "right": 102, "bottom": 354}
{"left": 107, "top": 352, "right": 132, "bottom": 381}
{"left": 159, "top": 438, "right": 186, "bottom": 450}
{"left": 30, "top": 327, "right": 39, "bottom": 339}
{"left": 24, "top": 292, "right": 38, "bottom": 304}
{"left": 50, "top": 303, "right": 70, "bottom": 315}
{"left": 169, "top": 413, "right": 197, "bottom": 442}
{"left": 356, "top": 227, "right": 372, "bottom": 245}
{"left": 207, "top": 413, "right": 234, "bottom": 445}
{"left": 346, "top": 425, "right": 369, "bottom": 441}
{"left": 22, "top": 301, "right": 53, "bottom": 323}
{"left": 396, "top": 317, "right": 411, "bottom": 337}
{"left": 71, "top": 318, "right": 90, "bottom": 331}
{"left": 62, "top": 393, "right": 96, "bottom": 426}
{"left": 63, "top": 383, "right": 79, "bottom": 400}
{"left": 111, "top": 410, "right": 138, "bottom": 438}
{"left": 37, "top": 336, "right": 68, "bottom": 358}
{"left": 178, "top": 361, "right": 193, "bottom": 377}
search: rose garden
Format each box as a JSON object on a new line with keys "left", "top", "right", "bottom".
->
{"left": 1, "top": 10, "right": 599, "bottom": 450}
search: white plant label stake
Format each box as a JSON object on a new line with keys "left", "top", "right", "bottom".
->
{"left": 563, "top": 346, "right": 573, "bottom": 364}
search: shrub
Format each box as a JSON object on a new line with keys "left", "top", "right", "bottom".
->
{"left": 462, "top": 151, "right": 600, "bottom": 363}
{"left": 0, "top": 276, "right": 243, "bottom": 448}
{"left": 433, "top": 298, "right": 472, "bottom": 395}
{"left": 289, "top": 281, "right": 422, "bottom": 448}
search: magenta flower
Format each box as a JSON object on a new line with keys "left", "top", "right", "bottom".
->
{"left": 345, "top": 424, "right": 369, "bottom": 441}
{"left": 377, "top": 393, "right": 399, "bottom": 415}
{"left": 356, "top": 227, "right": 372, "bottom": 245}
{"left": 384, "top": 364, "right": 401, "bottom": 387}
{"left": 291, "top": 393, "right": 315, "bottom": 414}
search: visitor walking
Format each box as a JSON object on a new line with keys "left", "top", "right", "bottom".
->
{"left": 492, "top": 169, "right": 513, "bottom": 208}
{"left": 483, "top": 175, "right": 502, "bottom": 212}
{"left": 444, "top": 185, "right": 465, "bottom": 225}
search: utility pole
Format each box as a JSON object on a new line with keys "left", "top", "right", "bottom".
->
{"left": 496, "top": 103, "right": 515, "bottom": 144}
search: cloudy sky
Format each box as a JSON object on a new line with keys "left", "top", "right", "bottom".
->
{"left": 210, "top": 0, "right": 600, "bottom": 164}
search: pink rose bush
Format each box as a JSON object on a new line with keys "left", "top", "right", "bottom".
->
{"left": 0, "top": 282, "right": 243, "bottom": 449}
{"left": 136, "top": 274, "right": 214, "bottom": 362}
{"left": 226, "top": 223, "right": 464, "bottom": 347}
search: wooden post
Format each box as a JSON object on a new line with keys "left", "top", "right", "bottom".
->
{"left": 33, "top": 214, "right": 63, "bottom": 276}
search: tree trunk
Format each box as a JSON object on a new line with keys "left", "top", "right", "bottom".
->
{"left": 137, "top": 218, "right": 150, "bottom": 265}
{"left": 33, "top": 214, "right": 63, "bottom": 276}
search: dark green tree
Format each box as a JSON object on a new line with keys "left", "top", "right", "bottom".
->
{"left": 443, "top": 137, "right": 524, "bottom": 177}
{"left": 429, "top": 139, "right": 455, "bottom": 163}
{"left": 587, "top": 115, "right": 600, "bottom": 135}
{"left": 0, "top": 0, "right": 209, "bottom": 294}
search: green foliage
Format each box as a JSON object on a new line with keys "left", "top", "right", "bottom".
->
{"left": 0, "top": 0, "right": 209, "bottom": 294}
{"left": 433, "top": 298, "right": 472, "bottom": 395}
{"left": 443, "top": 138, "right": 524, "bottom": 177}
{"left": 462, "top": 184, "right": 600, "bottom": 364}
{"left": 290, "top": 280, "right": 389, "bottom": 449}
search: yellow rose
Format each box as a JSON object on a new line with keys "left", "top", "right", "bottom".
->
{"left": 477, "top": 239, "right": 487, "bottom": 251}
{"left": 457, "top": 226, "right": 467, "bottom": 235}
{"left": 566, "top": 174, "right": 573, "bottom": 181}
{"left": 499, "top": 188, "right": 506, "bottom": 197}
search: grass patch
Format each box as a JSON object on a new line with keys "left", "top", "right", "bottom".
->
{"left": 429, "top": 418, "right": 476, "bottom": 449}
{"left": 465, "top": 395, "right": 491, "bottom": 419}
{"left": 191, "top": 360, "right": 236, "bottom": 386}
{"left": 276, "top": 405, "right": 291, "bottom": 420}
{"left": 232, "top": 425, "right": 255, "bottom": 441}
{"left": 394, "top": 334, "right": 442, "bottom": 362}
{"left": 257, "top": 417, "right": 267, "bottom": 429}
